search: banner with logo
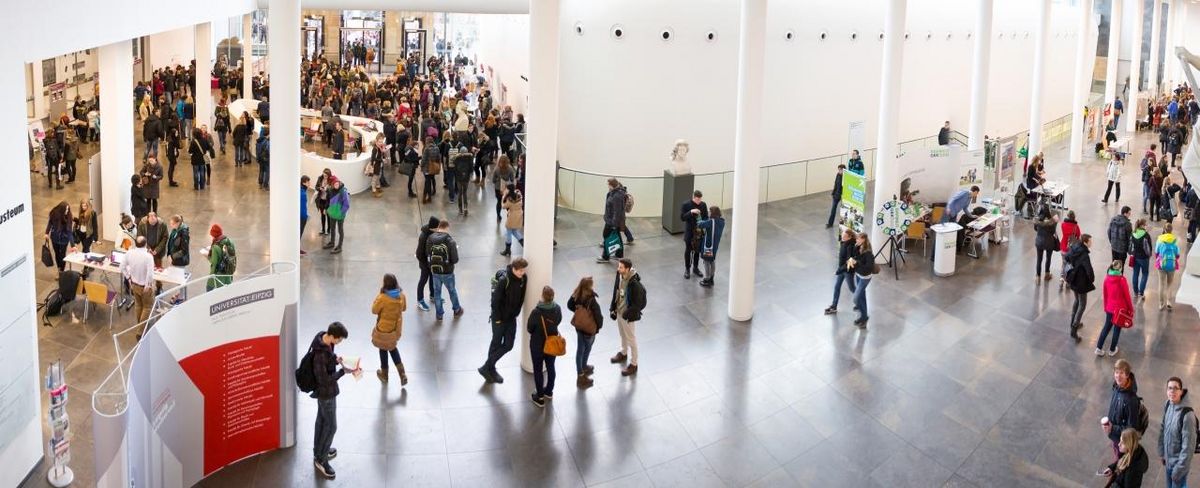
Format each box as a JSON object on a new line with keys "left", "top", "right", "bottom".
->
{"left": 839, "top": 170, "right": 867, "bottom": 232}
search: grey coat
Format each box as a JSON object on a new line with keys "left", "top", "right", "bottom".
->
{"left": 1160, "top": 398, "right": 1196, "bottom": 481}
{"left": 1108, "top": 214, "right": 1133, "bottom": 254}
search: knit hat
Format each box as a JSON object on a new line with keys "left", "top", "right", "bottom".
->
{"left": 209, "top": 224, "right": 223, "bottom": 239}
{"left": 427, "top": 216, "right": 440, "bottom": 228}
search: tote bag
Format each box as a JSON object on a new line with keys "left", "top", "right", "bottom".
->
{"left": 542, "top": 317, "right": 566, "bottom": 356}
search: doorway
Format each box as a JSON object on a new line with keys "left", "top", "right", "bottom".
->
{"left": 340, "top": 10, "right": 384, "bottom": 72}
{"left": 303, "top": 16, "right": 324, "bottom": 61}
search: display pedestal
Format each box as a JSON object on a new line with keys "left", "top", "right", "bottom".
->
{"left": 662, "top": 170, "right": 694, "bottom": 234}
{"left": 931, "top": 223, "right": 962, "bottom": 277}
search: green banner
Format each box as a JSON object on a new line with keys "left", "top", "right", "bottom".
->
{"left": 839, "top": 170, "right": 867, "bottom": 232}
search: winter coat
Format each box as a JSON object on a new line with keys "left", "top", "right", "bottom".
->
{"left": 136, "top": 218, "right": 168, "bottom": 258}
{"left": 1159, "top": 394, "right": 1196, "bottom": 482}
{"left": 1103, "top": 273, "right": 1133, "bottom": 316}
{"left": 526, "top": 302, "right": 563, "bottom": 354}
{"left": 371, "top": 289, "right": 406, "bottom": 350}
{"left": 142, "top": 115, "right": 163, "bottom": 142}
{"left": 567, "top": 292, "right": 604, "bottom": 335}
{"left": 503, "top": 196, "right": 524, "bottom": 230}
{"left": 1034, "top": 217, "right": 1059, "bottom": 252}
{"left": 836, "top": 239, "right": 856, "bottom": 273}
{"left": 603, "top": 186, "right": 628, "bottom": 229}
{"left": 207, "top": 236, "right": 235, "bottom": 289}
{"left": 697, "top": 217, "right": 726, "bottom": 261}
{"left": 490, "top": 265, "right": 528, "bottom": 321}
{"left": 1105, "top": 445, "right": 1149, "bottom": 488}
{"left": 1065, "top": 242, "right": 1096, "bottom": 293}
{"left": 1060, "top": 219, "right": 1081, "bottom": 253}
{"left": 1155, "top": 233, "right": 1181, "bottom": 271}
{"left": 610, "top": 270, "right": 647, "bottom": 322}
{"left": 130, "top": 185, "right": 149, "bottom": 221}
{"left": 141, "top": 162, "right": 163, "bottom": 199}
{"left": 1131, "top": 229, "right": 1152, "bottom": 260}
{"left": 1108, "top": 215, "right": 1133, "bottom": 254}
{"left": 1108, "top": 375, "right": 1142, "bottom": 443}
{"left": 167, "top": 224, "right": 190, "bottom": 267}
{"left": 680, "top": 200, "right": 709, "bottom": 234}
{"left": 425, "top": 232, "right": 459, "bottom": 274}
{"left": 852, "top": 245, "right": 876, "bottom": 277}
{"left": 415, "top": 223, "right": 434, "bottom": 266}
{"left": 308, "top": 331, "right": 346, "bottom": 400}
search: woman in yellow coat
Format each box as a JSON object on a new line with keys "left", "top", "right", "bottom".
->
{"left": 372, "top": 273, "right": 408, "bottom": 385}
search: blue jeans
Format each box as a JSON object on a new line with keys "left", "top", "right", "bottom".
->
{"left": 1096, "top": 312, "right": 1122, "bottom": 351}
{"left": 192, "top": 164, "right": 206, "bottom": 188}
{"left": 1132, "top": 257, "right": 1150, "bottom": 295}
{"left": 831, "top": 271, "right": 856, "bottom": 308}
{"left": 313, "top": 397, "right": 337, "bottom": 460}
{"left": 827, "top": 197, "right": 840, "bottom": 226}
{"left": 1166, "top": 466, "right": 1188, "bottom": 488}
{"left": 144, "top": 137, "right": 159, "bottom": 159}
{"left": 505, "top": 228, "right": 524, "bottom": 245}
{"left": 431, "top": 273, "right": 461, "bottom": 317}
{"left": 853, "top": 275, "right": 871, "bottom": 321}
{"left": 576, "top": 333, "right": 595, "bottom": 374}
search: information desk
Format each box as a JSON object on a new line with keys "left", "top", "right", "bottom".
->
{"left": 64, "top": 252, "right": 190, "bottom": 287}
{"left": 1037, "top": 180, "right": 1070, "bottom": 213}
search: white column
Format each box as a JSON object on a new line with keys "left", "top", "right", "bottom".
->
{"left": 1148, "top": 0, "right": 1163, "bottom": 95}
{"left": 243, "top": 13, "right": 254, "bottom": 100}
{"left": 98, "top": 41, "right": 135, "bottom": 242}
{"left": 1175, "top": 2, "right": 1189, "bottom": 84}
{"left": 1070, "top": 0, "right": 1096, "bottom": 164}
{"left": 520, "top": 0, "right": 561, "bottom": 372}
{"left": 269, "top": 0, "right": 300, "bottom": 265}
{"left": 1126, "top": 0, "right": 1145, "bottom": 133}
{"left": 727, "top": 0, "right": 767, "bottom": 321}
{"left": 871, "top": 0, "right": 908, "bottom": 248}
{"left": 1164, "top": 0, "right": 1176, "bottom": 88}
{"left": 1029, "top": 0, "right": 1051, "bottom": 156}
{"left": 30, "top": 61, "right": 46, "bottom": 121}
{"left": 1104, "top": 0, "right": 1123, "bottom": 110}
{"left": 195, "top": 22, "right": 213, "bottom": 130}
{"left": 967, "top": 0, "right": 993, "bottom": 151}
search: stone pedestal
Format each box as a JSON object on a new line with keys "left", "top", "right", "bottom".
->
{"left": 662, "top": 170, "right": 694, "bottom": 234}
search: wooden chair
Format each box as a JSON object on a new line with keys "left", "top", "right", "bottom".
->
{"left": 902, "top": 221, "right": 928, "bottom": 257}
{"left": 81, "top": 280, "right": 116, "bottom": 328}
{"left": 930, "top": 205, "right": 946, "bottom": 224}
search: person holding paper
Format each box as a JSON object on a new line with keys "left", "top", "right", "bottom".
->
{"left": 309, "top": 322, "right": 359, "bottom": 480}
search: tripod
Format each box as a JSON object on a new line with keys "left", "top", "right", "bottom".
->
{"left": 875, "top": 233, "right": 905, "bottom": 280}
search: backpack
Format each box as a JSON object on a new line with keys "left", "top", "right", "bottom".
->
{"left": 428, "top": 241, "right": 451, "bottom": 273}
{"left": 1134, "top": 396, "right": 1150, "bottom": 435}
{"left": 295, "top": 347, "right": 317, "bottom": 393}
{"left": 1176, "top": 407, "right": 1200, "bottom": 454}
{"left": 1159, "top": 251, "right": 1177, "bottom": 272}
{"left": 40, "top": 289, "right": 64, "bottom": 323}
{"left": 624, "top": 192, "right": 635, "bottom": 213}
{"left": 490, "top": 269, "right": 508, "bottom": 294}
{"left": 218, "top": 239, "right": 238, "bottom": 274}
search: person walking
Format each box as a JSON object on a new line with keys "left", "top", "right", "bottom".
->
{"left": 414, "top": 217, "right": 439, "bottom": 311}
{"left": 697, "top": 207, "right": 726, "bottom": 287}
{"left": 44, "top": 201, "right": 75, "bottom": 272}
{"left": 324, "top": 178, "right": 349, "bottom": 254}
{"left": 825, "top": 229, "right": 858, "bottom": 315}
{"left": 402, "top": 139, "right": 421, "bottom": 198}
{"left": 567, "top": 276, "right": 603, "bottom": 389}
{"left": 1059, "top": 210, "right": 1083, "bottom": 290}
{"left": 1065, "top": 234, "right": 1096, "bottom": 341}
{"left": 188, "top": 129, "right": 214, "bottom": 190}
{"left": 1095, "top": 260, "right": 1134, "bottom": 356}
{"left": 827, "top": 164, "right": 845, "bottom": 228}
{"left": 1034, "top": 208, "right": 1059, "bottom": 282}
{"left": 1130, "top": 219, "right": 1152, "bottom": 301}
{"left": 527, "top": 286, "right": 562, "bottom": 408}
{"left": 1103, "top": 156, "right": 1124, "bottom": 203}
{"left": 1105, "top": 359, "right": 1144, "bottom": 460}
{"left": 1155, "top": 223, "right": 1182, "bottom": 310}
{"left": 598, "top": 178, "right": 628, "bottom": 263}
{"left": 61, "top": 135, "right": 78, "bottom": 184}
{"left": 499, "top": 185, "right": 524, "bottom": 256}
{"left": 453, "top": 144, "right": 474, "bottom": 216}
{"left": 165, "top": 123, "right": 181, "bottom": 186}
{"left": 213, "top": 100, "right": 231, "bottom": 154}
{"left": 609, "top": 258, "right": 646, "bottom": 377}
{"left": 371, "top": 273, "right": 408, "bottom": 385}
{"left": 492, "top": 155, "right": 516, "bottom": 221}
{"left": 425, "top": 220, "right": 464, "bottom": 320}
{"left": 680, "top": 191, "right": 709, "bottom": 279}
{"left": 1159, "top": 377, "right": 1196, "bottom": 488}
{"left": 166, "top": 215, "right": 190, "bottom": 267}
{"left": 420, "top": 136, "right": 441, "bottom": 203}
{"left": 1149, "top": 169, "right": 1165, "bottom": 222}
{"left": 479, "top": 258, "right": 528, "bottom": 383}
{"left": 205, "top": 224, "right": 236, "bottom": 291}
{"left": 119, "top": 236, "right": 156, "bottom": 325}
{"left": 308, "top": 322, "right": 360, "bottom": 479}
{"left": 1108, "top": 206, "right": 1134, "bottom": 264}
{"left": 1101, "top": 428, "right": 1149, "bottom": 488}
{"left": 847, "top": 233, "right": 875, "bottom": 328}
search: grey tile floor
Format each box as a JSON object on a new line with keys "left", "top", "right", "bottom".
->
{"left": 19, "top": 115, "right": 1200, "bottom": 487}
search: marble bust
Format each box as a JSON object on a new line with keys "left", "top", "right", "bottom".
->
{"left": 670, "top": 139, "right": 693, "bottom": 175}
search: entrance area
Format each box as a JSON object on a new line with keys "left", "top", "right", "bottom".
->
{"left": 340, "top": 10, "right": 383, "bottom": 72}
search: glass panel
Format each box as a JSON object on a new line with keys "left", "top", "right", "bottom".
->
{"left": 767, "top": 162, "right": 807, "bottom": 202}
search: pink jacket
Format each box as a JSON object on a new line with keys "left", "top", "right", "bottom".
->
{"left": 1102, "top": 274, "right": 1133, "bottom": 316}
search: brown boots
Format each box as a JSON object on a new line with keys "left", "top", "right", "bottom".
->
{"left": 377, "top": 363, "right": 409, "bottom": 386}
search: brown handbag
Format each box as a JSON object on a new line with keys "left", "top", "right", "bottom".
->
{"left": 428, "top": 160, "right": 441, "bottom": 176}
{"left": 570, "top": 301, "right": 598, "bottom": 335}
{"left": 542, "top": 317, "right": 566, "bottom": 356}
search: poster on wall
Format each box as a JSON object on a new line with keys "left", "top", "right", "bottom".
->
{"left": 839, "top": 170, "right": 867, "bottom": 232}
{"left": 27, "top": 120, "right": 45, "bottom": 150}
{"left": 847, "top": 120, "right": 866, "bottom": 155}
{"left": 959, "top": 149, "right": 985, "bottom": 189}
{"left": 896, "top": 145, "right": 960, "bottom": 205}
{"left": 92, "top": 267, "right": 297, "bottom": 488}
{"left": 998, "top": 137, "right": 1016, "bottom": 184}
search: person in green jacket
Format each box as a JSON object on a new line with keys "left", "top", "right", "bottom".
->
{"left": 206, "top": 223, "right": 236, "bottom": 291}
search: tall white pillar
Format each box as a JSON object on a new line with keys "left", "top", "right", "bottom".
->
{"left": 1149, "top": 0, "right": 1164, "bottom": 95}
{"left": 727, "top": 0, "right": 767, "bottom": 322}
{"left": 30, "top": 61, "right": 46, "bottom": 121}
{"left": 520, "top": 0, "right": 561, "bottom": 372}
{"left": 1029, "top": 0, "right": 1051, "bottom": 156}
{"left": 1164, "top": 1, "right": 1176, "bottom": 88}
{"left": 1127, "top": 0, "right": 1145, "bottom": 133}
{"left": 98, "top": 40, "right": 135, "bottom": 241}
{"left": 195, "top": 22, "right": 213, "bottom": 130}
{"left": 243, "top": 13, "right": 254, "bottom": 100}
{"left": 967, "top": 0, "right": 993, "bottom": 151}
{"left": 1105, "top": 0, "right": 1123, "bottom": 111}
{"left": 871, "top": 0, "right": 908, "bottom": 248}
{"left": 1070, "top": 0, "right": 1096, "bottom": 164}
{"left": 1175, "top": 2, "right": 1189, "bottom": 84}
{"left": 268, "top": 0, "right": 300, "bottom": 266}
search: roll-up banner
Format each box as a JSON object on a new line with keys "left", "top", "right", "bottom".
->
{"left": 93, "top": 265, "right": 297, "bottom": 488}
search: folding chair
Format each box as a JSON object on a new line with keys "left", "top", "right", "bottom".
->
{"left": 81, "top": 280, "right": 117, "bottom": 328}
{"left": 902, "top": 221, "right": 929, "bottom": 257}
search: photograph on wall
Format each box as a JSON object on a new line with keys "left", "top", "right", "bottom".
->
{"left": 959, "top": 149, "right": 985, "bottom": 188}
{"left": 839, "top": 170, "right": 867, "bottom": 232}
{"left": 998, "top": 138, "right": 1016, "bottom": 183}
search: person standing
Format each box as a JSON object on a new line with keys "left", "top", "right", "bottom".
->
{"left": 166, "top": 215, "right": 190, "bottom": 267}
{"left": 415, "top": 217, "right": 439, "bottom": 311}
{"left": 680, "top": 191, "right": 708, "bottom": 279}
{"left": 137, "top": 212, "right": 168, "bottom": 268}
{"left": 213, "top": 100, "right": 231, "bottom": 154}
{"left": 479, "top": 258, "right": 528, "bottom": 383}
{"left": 567, "top": 276, "right": 602, "bottom": 389}
{"left": 120, "top": 236, "right": 156, "bottom": 325}
{"left": 1101, "top": 428, "right": 1149, "bottom": 488}
{"left": 188, "top": 129, "right": 214, "bottom": 190}
{"left": 166, "top": 123, "right": 181, "bottom": 186}
{"left": 256, "top": 128, "right": 271, "bottom": 190}
{"left": 827, "top": 164, "right": 845, "bottom": 228}
{"left": 205, "top": 224, "right": 236, "bottom": 291}
{"left": 420, "top": 136, "right": 441, "bottom": 203}
{"left": 1105, "top": 360, "right": 1143, "bottom": 461}
{"left": 453, "top": 144, "right": 474, "bottom": 216}
{"left": 309, "top": 321, "right": 359, "bottom": 479}
{"left": 1155, "top": 223, "right": 1182, "bottom": 310}
{"left": 232, "top": 115, "right": 249, "bottom": 167}
{"left": 300, "top": 176, "right": 310, "bottom": 256}
{"left": 44, "top": 202, "right": 75, "bottom": 272}
{"left": 491, "top": 155, "right": 516, "bottom": 220}
{"left": 315, "top": 169, "right": 332, "bottom": 235}
{"left": 324, "top": 178, "right": 349, "bottom": 254}
{"left": 61, "top": 135, "right": 78, "bottom": 184}
{"left": 371, "top": 274, "right": 408, "bottom": 385}
{"left": 609, "top": 258, "right": 646, "bottom": 377}
{"left": 1103, "top": 155, "right": 1123, "bottom": 204}
{"left": 402, "top": 139, "right": 421, "bottom": 198}
{"left": 1108, "top": 206, "right": 1134, "bottom": 264}
{"left": 527, "top": 286, "right": 562, "bottom": 407}
{"left": 368, "top": 134, "right": 386, "bottom": 197}
{"left": 937, "top": 121, "right": 951, "bottom": 146}
{"left": 499, "top": 186, "right": 524, "bottom": 257}
{"left": 74, "top": 200, "right": 98, "bottom": 254}
{"left": 1095, "top": 260, "right": 1134, "bottom": 356}
{"left": 130, "top": 175, "right": 150, "bottom": 222}
{"left": 1159, "top": 377, "right": 1196, "bottom": 488}
{"left": 425, "top": 220, "right": 464, "bottom": 320}
{"left": 697, "top": 207, "right": 726, "bottom": 287}
{"left": 1130, "top": 219, "right": 1151, "bottom": 301}
{"left": 847, "top": 233, "right": 875, "bottom": 328}
{"left": 1065, "top": 234, "right": 1096, "bottom": 341}
{"left": 597, "top": 178, "right": 628, "bottom": 263}
{"left": 1034, "top": 208, "right": 1059, "bottom": 282}
{"left": 141, "top": 157, "right": 163, "bottom": 214}
{"left": 142, "top": 110, "right": 163, "bottom": 160}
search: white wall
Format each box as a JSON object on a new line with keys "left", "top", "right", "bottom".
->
{"left": 148, "top": 26, "right": 197, "bottom": 70}
{"left": 475, "top": 14, "right": 531, "bottom": 116}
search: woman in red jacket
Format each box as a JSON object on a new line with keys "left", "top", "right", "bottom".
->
{"left": 1059, "top": 210, "right": 1082, "bottom": 291}
{"left": 1095, "top": 260, "right": 1134, "bottom": 356}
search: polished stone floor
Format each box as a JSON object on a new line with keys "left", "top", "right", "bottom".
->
{"left": 21, "top": 119, "right": 1200, "bottom": 487}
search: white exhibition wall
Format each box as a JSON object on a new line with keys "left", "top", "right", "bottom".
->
{"left": 475, "top": 14, "right": 532, "bottom": 116}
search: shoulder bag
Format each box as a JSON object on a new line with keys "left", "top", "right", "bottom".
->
{"left": 542, "top": 317, "right": 566, "bottom": 356}
{"left": 570, "top": 300, "right": 598, "bottom": 335}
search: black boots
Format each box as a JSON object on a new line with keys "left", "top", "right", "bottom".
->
{"left": 500, "top": 244, "right": 511, "bottom": 256}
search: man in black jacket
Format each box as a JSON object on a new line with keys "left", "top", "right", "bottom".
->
{"left": 143, "top": 112, "right": 163, "bottom": 160}
{"left": 479, "top": 258, "right": 528, "bottom": 383}
{"left": 827, "top": 164, "right": 846, "bottom": 228}
{"left": 415, "top": 217, "right": 439, "bottom": 311}
{"left": 598, "top": 178, "right": 627, "bottom": 263}
{"left": 1065, "top": 234, "right": 1096, "bottom": 341}
{"left": 609, "top": 258, "right": 646, "bottom": 376}
{"left": 1104, "top": 359, "right": 1142, "bottom": 459}
{"left": 309, "top": 322, "right": 358, "bottom": 479}
{"left": 680, "top": 191, "right": 709, "bottom": 279}
{"left": 426, "top": 220, "right": 463, "bottom": 320}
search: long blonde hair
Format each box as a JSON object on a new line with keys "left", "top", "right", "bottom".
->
{"left": 1116, "top": 428, "right": 1141, "bottom": 473}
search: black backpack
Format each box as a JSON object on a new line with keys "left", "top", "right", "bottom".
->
{"left": 1172, "top": 406, "right": 1200, "bottom": 453}
{"left": 490, "top": 269, "right": 508, "bottom": 295}
{"left": 295, "top": 347, "right": 317, "bottom": 393}
{"left": 1135, "top": 396, "right": 1150, "bottom": 435}
{"left": 428, "top": 241, "right": 451, "bottom": 274}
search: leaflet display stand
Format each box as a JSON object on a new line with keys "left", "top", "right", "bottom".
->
{"left": 46, "top": 360, "right": 73, "bottom": 487}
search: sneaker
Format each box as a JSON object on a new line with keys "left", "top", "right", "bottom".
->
{"left": 417, "top": 301, "right": 430, "bottom": 311}
{"left": 543, "top": 393, "right": 553, "bottom": 400}
{"left": 331, "top": 247, "right": 342, "bottom": 254}
{"left": 823, "top": 306, "right": 837, "bottom": 315}
{"left": 532, "top": 394, "right": 546, "bottom": 408}
{"left": 1094, "top": 348, "right": 1105, "bottom": 356}
{"left": 326, "top": 448, "right": 337, "bottom": 460}
{"left": 626, "top": 238, "right": 635, "bottom": 245}
{"left": 377, "top": 369, "right": 388, "bottom": 382}
{"left": 478, "top": 366, "right": 495, "bottom": 383}
{"left": 595, "top": 257, "right": 610, "bottom": 263}
{"left": 436, "top": 315, "right": 444, "bottom": 321}
{"left": 853, "top": 318, "right": 868, "bottom": 328}
{"left": 1108, "top": 347, "right": 1119, "bottom": 357}
{"left": 492, "top": 370, "right": 505, "bottom": 383}
{"left": 610, "top": 352, "right": 628, "bottom": 363}
{"left": 454, "top": 307, "right": 464, "bottom": 317}
{"left": 314, "top": 459, "right": 336, "bottom": 479}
